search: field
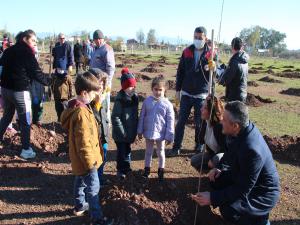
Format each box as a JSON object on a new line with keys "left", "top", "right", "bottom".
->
{"left": 0, "top": 52, "right": 299, "bottom": 225}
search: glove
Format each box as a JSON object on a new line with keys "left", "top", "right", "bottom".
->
{"left": 175, "top": 91, "right": 181, "bottom": 107}
{"left": 208, "top": 60, "right": 216, "bottom": 71}
{"left": 33, "top": 97, "right": 39, "bottom": 105}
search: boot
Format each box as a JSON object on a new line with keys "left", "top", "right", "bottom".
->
{"left": 158, "top": 168, "right": 164, "bottom": 182}
{"left": 142, "top": 167, "right": 151, "bottom": 178}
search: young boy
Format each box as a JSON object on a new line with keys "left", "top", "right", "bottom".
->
{"left": 111, "top": 68, "right": 139, "bottom": 179}
{"left": 60, "top": 72, "right": 112, "bottom": 225}
{"left": 88, "top": 68, "right": 110, "bottom": 185}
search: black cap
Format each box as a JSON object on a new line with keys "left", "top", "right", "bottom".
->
{"left": 93, "top": 30, "right": 104, "bottom": 40}
{"left": 194, "top": 26, "right": 207, "bottom": 35}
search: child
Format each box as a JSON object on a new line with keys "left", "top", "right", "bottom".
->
{"left": 137, "top": 76, "right": 175, "bottom": 182}
{"left": 60, "top": 72, "right": 112, "bottom": 225}
{"left": 31, "top": 45, "right": 45, "bottom": 126}
{"left": 111, "top": 68, "right": 138, "bottom": 179}
{"left": 88, "top": 68, "right": 110, "bottom": 185}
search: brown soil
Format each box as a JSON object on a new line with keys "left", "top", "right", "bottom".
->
{"left": 246, "top": 93, "right": 276, "bottom": 107}
{"left": 282, "top": 65, "right": 294, "bottom": 69}
{"left": 275, "top": 72, "right": 300, "bottom": 79}
{"left": 248, "top": 69, "right": 259, "bottom": 74}
{"left": 135, "top": 73, "right": 152, "bottom": 82}
{"left": 266, "top": 69, "right": 275, "bottom": 74}
{"left": 247, "top": 81, "right": 259, "bottom": 87}
{"left": 251, "top": 66, "right": 264, "bottom": 70}
{"left": 258, "top": 76, "right": 283, "bottom": 83}
{"left": 167, "top": 80, "right": 176, "bottom": 90}
{"left": 264, "top": 135, "right": 300, "bottom": 164}
{"left": 141, "top": 67, "right": 163, "bottom": 73}
{"left": 280, "top": 88, "right": 300, "bottom": 97}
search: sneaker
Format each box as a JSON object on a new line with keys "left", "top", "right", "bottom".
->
{"left": 117, "top": 171, "right": 126, "bottom": 180}
{"left": 20, "top": 147, "right": 36, "bottom": 159}
{"left": 73, "top": 204, "right": 89, "bottom": 216}
{"left": 167, "top": 148, "right": 180, "bottom": 157}
{"left": 92, "top": 217, "right": 114, "bottom": 225}
{"left": 194, "top": 144, "right": 204, "bottom": 153}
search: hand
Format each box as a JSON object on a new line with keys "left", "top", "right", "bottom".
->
{"left": 191, "top": 192, "right": 211, "bottom": 206}
{"left": 165, "top": 140, "right": 172, "bottom": 146}
{"left": 208, "top": 60, "right": 216, "bottom": 71}
{"left": 68, "top": 66, "right": 73, "bottom": 74}
{"left": 208, "top": 168, "right": 221, "bottom": 182}
{"left": 138, "top": 134, "right": 143, "bottom": 140}
{"left": 175, "top": 91, "right": 180, "bottom": 107}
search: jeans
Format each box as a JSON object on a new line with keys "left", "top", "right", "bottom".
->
{"left": 73, "top": 168, "right": 103, "bottom": 220}
{"left": 0, "top": 88, "right": 31, "bottom": 149}
{"left": 98, "top": 143, "right": 108, "bottom": 181}
{"left": 173, "top": 95, "right": 205, "bottom": 150}
{"left": 32, "top": 101, "right": 43, "bottom": 124}
{"left": 115, "top": 142, "right": 131, "bottom": 174}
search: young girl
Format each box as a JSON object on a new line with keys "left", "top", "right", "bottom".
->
{"left": 138, "top": 76, "right": 175, "bottom": 182}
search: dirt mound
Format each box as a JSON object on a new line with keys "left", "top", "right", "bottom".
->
{"left": 135, "top": 73, "right": 152, "bottom": 82}
{"left": 141, "top": 67, "right": 163, "bottom": 73}
{"left": 259, "top": 76, "right": 283, "bottom": 83}
{"left": 282, "top": 69, "right": 293, "bottom": 72}
{"left": 268, "top": 65, "right": 277, "bottom": 69}
{"left": 167, "top": 80, "right": 176, "bottom": 90}
{"left": 282, "top": 65, "right": 294, "bottom": 69}
{"left": 275, "top": 72, "right": 300, "bottom": 79}
{"left": 247, "top": 81, "right": 259, "bottom": 87}
{"left": 2, "top": 124, "right": 66, "bottom": 155}
{"left": 251, "top": 66, "right": 264, "bottom": 70}
{"left": 248, "top": 69, "right": 259, "bottom": 74}
{"left": 246, "top": 93, "right": 276, "bottom": 107}
{"left": 116, "top": 63, "right": 133, "bottom": 68}
{"left": 266, "top": 69, "right": 275, "bottom": 74}
{"left": 157, "top": 56, "right": 168, "bottom": 64}
{"left": 264, "top": 135, "right": 300, "bottom": 164}
{"left": 280, "top": 88, "right": 300, "bottom": 97}
{"left": 253, "top": 63, "right": 263, "bottom": 66}
{"left": 101, "top": 171, "right": 226, "bottom": 225}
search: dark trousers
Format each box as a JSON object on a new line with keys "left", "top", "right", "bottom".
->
{"left": 212, "top": 174, "right": 269, "bottom": 225}
{"left": 55, "top": 99, "right": 65, "bottom": 122}
{"left": 0, "top": 88, "right": 31, "bottom": 149}
{"left": 31, "top": 101, "right": 43, "bottom": 124}
{"left": 173, "top": 95, "right": 205, "bottom": 149}
{"left": 115, "top": 142, "right": 132, "bottom": 174}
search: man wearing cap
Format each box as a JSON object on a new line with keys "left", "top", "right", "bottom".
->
{"left": 52, "top": 33, "right": 74, "bottom": 121}
{"left": 90, "top": 30, "right": 115, "bottom": 121}
{"left": 168, "top": 27, "right": 210, "bottom": 157}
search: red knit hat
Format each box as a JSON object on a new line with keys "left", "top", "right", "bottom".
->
{"left": 120, "top": 68, "right": 136, "bottom": 90}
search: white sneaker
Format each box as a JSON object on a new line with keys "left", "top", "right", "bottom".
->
{"left": 20, "top": 148, "right": 36, "bottom": 159}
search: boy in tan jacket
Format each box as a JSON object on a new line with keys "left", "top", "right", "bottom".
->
{"left": 60, "top": 71, "right": 112, "bottom": 225}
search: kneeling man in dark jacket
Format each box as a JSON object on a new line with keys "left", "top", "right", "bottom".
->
{"left": 192, "top": 101, "right": 280, "bottom": 225}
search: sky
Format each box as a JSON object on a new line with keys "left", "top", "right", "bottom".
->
{"left": 1, "top": 0, "right": 300, "bottom": 50}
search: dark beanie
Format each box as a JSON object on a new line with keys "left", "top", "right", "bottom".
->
{"left": 120, "top": 68, "right": 136, "bottom": 90}
{"left": 93, "top": 30, "right": 104, "bottom": 39}
{"left": 194, "top": 26, "right": 207, "bottom": 35}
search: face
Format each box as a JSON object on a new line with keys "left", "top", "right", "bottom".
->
{"left": 221, "top": 110, "right": 240, "bottom": 136}
{"left": 201, "top": 101, "right": 210, "bottom": 120}
{"left": 59, "top": 35, "right": 65, "bottom": 44}
{"left": 152, "top": 83, "right": 165, "bottom": 98}
{"left": 194, "top": 32, "right": 206, "bottom": 41}
{"left": 82, "top": 90, "right": 96, "bottom": 104}
{"left": 124, "top": 86, "right": 135, "bottom": 95}
{"left": 94, "top": 38, "right": 104, "bottom": 47}
{"left": 23, "top": 34, "right": 37, "bottom": 49}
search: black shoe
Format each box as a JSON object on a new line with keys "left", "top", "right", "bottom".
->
{"left": 117, "top": 171, "right": 126, "bottom": 180}
{"left": 91, "top": 217, "right": 114, "bottom": 225}
{"left": 158, "top": 168, "right": 164, "bottom": 182}
{"left": 167, "top": 148, "right": 180, "bottom": 157}
{"left": 142, "top": 167, "right": 151, "bottom": 178}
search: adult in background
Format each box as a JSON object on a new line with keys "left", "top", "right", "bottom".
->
{"left": 0, "top": 30, "right": 52, "bottom": 159}
{"left": 90, "top": 30, "right": 115, "bottom": 121}
{"left": 73, "top": 38, "right": 84, "bottom": 74}
{"left": 192, "top": 101, "right": 280, "bottom": 225}
{"left": 52, "top": 33, "right": 74, "bottom": 121}
{"left": 217, "top": 37, "right": 249, "bottom": 102}
{"left": 168, "top": 26, "right": 210, "bottom": 157}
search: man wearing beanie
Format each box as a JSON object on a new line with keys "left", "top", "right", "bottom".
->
{"left": 111, "top": 68, "right": 138, "bottom": 179}
{"left": 90, "top": 29, "right": 115, "bottom": 122}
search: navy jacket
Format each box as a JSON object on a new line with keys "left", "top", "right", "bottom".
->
{"left": 176, "top": 44, "right": 210, "bottom": 95}
{"left": 211, "top": 122, "right": 280, "bottom": 216}
{"left": 218, "top": 51, "right": 249, "bottom": 102}
{"left": 52, "top": 42, "right": 74, "bottom": 73}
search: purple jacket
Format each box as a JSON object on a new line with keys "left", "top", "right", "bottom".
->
{"left": 138, "top": 96, "right": 175, "bottom": 142}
